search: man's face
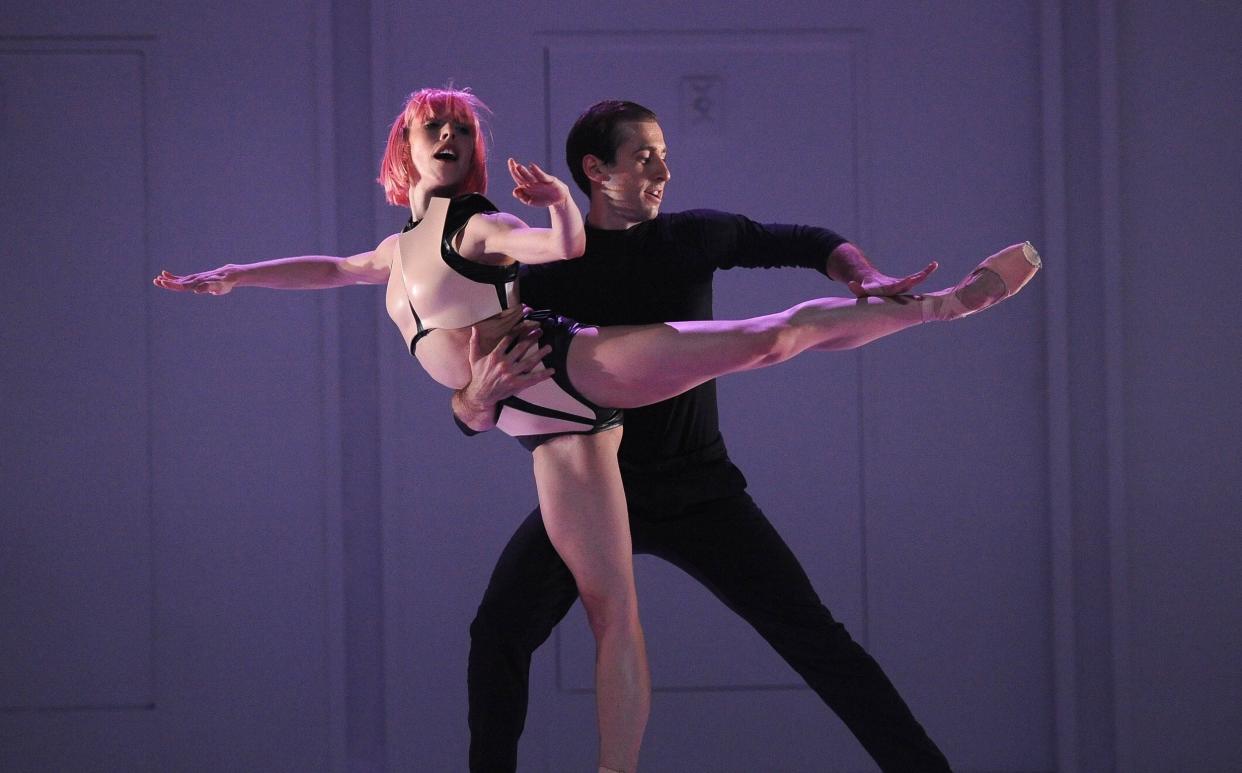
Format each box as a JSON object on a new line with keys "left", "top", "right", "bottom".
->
{"left": 595, "top": 120, "right": 670, "bottom": 223}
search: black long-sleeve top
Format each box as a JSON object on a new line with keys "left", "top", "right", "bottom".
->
{"left": 519, "top": 209, "right": 847, "bottom": 509}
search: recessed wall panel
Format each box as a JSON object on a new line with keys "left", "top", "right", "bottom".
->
{"left": 0, "top": 48, "right": 153, "bottom": 708}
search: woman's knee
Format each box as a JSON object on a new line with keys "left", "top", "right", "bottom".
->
{"left": 740, "top": 315, "right": 799, "bottom": 368}
{"left": 578, "top": 586, "right": 640, "bottom": 641}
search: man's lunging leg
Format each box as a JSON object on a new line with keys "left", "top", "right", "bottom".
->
{"left": 650, "top": 493, "right": 952, "bottom": 772}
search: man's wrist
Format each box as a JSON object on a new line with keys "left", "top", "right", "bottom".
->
{"left": 825, "top": 243, "right": 878, "bottom": 284}
{"left": 452, "top": 388, "right": 499, "bottom": 432}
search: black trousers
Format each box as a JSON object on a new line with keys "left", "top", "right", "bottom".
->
{"left": 466, "top": 490, "right": 951, "bottom": 772}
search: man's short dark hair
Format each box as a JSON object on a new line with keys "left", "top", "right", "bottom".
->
{"left": 565, "top": 100, "right": 659, "bottom": 195}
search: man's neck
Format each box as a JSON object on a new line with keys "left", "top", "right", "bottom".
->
{"left": 586, "top": 199, "right": 652, "bottom": 231}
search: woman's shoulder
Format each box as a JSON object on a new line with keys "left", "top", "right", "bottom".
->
{"left": 445, "top": 193, "right": 504, "bottom": 243}
{"left": 374, "top": 232, "right": 400, "bottom": 263}
{"left": 450, "top": 192, "right": 499, "bottom": 217}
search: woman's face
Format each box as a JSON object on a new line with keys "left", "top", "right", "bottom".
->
{"left": 408, "top": 112, "right": 476, "bottom": 195}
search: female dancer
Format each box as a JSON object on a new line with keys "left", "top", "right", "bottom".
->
{"left": 155, "top": 87, "right": 1039, "bottom": 772}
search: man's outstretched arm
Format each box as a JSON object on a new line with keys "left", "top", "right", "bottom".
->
{"left": 702, "top": 211, "right": 938, "bottom": 297}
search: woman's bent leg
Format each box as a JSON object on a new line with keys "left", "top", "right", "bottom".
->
{"left": 570, "top": 242, "right": 1039, "bottom": 408}
{"left": 532, "top": 429, "right": 650, "bottom": 772}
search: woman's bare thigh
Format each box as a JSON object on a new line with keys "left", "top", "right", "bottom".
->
{"left": 531, "top": 428, "right": 637, "bottom": 604}
{"left": 566, "top": 317, "right": 785, "bottom": 409}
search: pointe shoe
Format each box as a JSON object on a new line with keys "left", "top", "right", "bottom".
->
{"left": 924, "top": 242, "right": 1041, "bottom": 321}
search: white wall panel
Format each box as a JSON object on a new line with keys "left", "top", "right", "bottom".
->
{"left": 1, "top": 45, "right": 154, "bottom": 710}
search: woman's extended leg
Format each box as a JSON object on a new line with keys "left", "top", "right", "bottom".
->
{"left": 531, "top": 429, "right": 650, "bottom": 772}
{"left": 570, "top": 242, "right": 1040, "bottom": 408}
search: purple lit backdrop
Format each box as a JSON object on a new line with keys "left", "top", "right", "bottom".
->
{"left": 1, "top": 2, "right": 1239, "bottom": 772}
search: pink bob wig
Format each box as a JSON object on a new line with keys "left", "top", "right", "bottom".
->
{"left": 377, "top": 87, "right": 490, "bottom": 207}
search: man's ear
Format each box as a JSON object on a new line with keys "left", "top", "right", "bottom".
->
{"left": 582, "top": 154, "right": 609, "bottom": 184}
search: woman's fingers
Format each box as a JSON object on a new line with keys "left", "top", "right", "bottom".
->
{"left": 154, "top": 270, "right": 229, "bottom": 295}
{"left": 515, "top": 159, "right": 551, "bottom": 188}
{"left": 508, "top": 160, "right": 570, "bottom": 208}
{"left": 509, "top": 160, "right": 570, "bottom": 206}
{"left": 516, "top": 162, "right": 538, "bottom": 185}
{"left": 508, "top": 158, "right": 537, "bottom": 186}
{"left": 154, "top": 274, "right": 189, "bottom": 291}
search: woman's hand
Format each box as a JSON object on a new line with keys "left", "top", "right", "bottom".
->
{"left": 153, "top": 267, "right": 239, "bottom": 296}
{"left": 465, "top": 163, "right": 585, "bottom": 263}
{"left": 509, "top": 158, "right": 571, "bottom": 208}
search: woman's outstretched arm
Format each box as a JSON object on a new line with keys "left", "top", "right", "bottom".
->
{"left": 153, "top": 234, "right": 397, "bottom": 295}
{"left": 456, "top": 160, "right": 585, "bottom": 266}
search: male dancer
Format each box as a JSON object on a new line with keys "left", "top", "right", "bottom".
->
{"left": 453, "top": 100, "right": 953, "bottom": 772}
